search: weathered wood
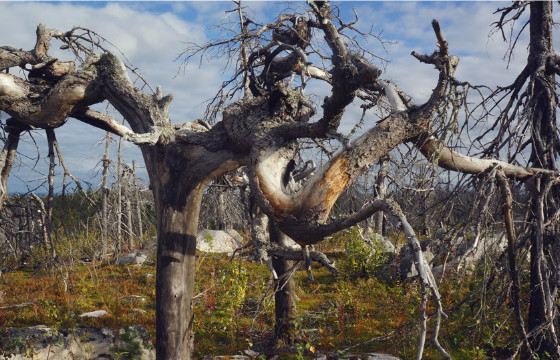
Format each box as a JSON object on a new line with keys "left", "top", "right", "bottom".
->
{"left": 45, "top": 129, "right": 57, "bottom": 261}
{"left": 270, "top": 220, "right": 296, "bottom": 346}
{"left": 132, "top": 161, "right": 144, "bottom": 244}
{"left": 374, "top": 157, "right": 388, "bottom": 234}
{"left": 101, "top": 132, "right": 111, "bottom": 256}
{"left": 0, "top": 121, "right": 23, "bottom": 208}
{"left": 116, "top": 138, "right": 123, "bottom": 253}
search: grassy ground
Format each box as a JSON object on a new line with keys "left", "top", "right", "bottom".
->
{"left": 0, "top": 234, "right": 516, "bottom": 359}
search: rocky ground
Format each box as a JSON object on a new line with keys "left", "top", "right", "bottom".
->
{"left": 0, "top": 325, "right": 401, "bottom": 360}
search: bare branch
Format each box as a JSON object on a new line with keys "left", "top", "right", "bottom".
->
{"left": 418, "top": 135, "right": 557, "bottom": 180}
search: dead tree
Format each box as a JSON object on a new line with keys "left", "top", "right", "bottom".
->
{"left": 463, "top": 2, "right": 560, "bottom": 356}
{"left": 100, "top": 132, "right": 111, "bottom": 256}
{"left": 132, "top": 160, "right": 144, "bottom": 244}
{"left": 2, "top": 3, "right": 560, "bottom": 359}
{"left": 269, "top": 220, "right": 296, "bottom": 347}
{"left": 374, "top": 156, "right": 389, "bottom": 235}
{"left": 123, "top": 164, "right": 134, "bottom": 250}
{"left": 115, "top": 138, "right": 123, "bottom": 252}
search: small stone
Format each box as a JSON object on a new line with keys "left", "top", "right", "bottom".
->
{"left": 243, "top": 349, "right": 260, "bottom": 357}
{"left": 101, "top": 328, "right": 113, "bottom": 338}
{"left": 364, "top": 353, "right": 402, "bottom": 360}
{"left": 79, "top": 310, "right": 109, "bottom": 318}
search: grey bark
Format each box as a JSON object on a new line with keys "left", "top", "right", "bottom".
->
{"left": 101, "top": 132, "right": 111, "bottom": 256}
{"left": 270, "top": 220, "right": 296, "bottom": 346}
{"left": 374, "top": 156, "right": 388, "bottom": 234}
{"left": 526, "top": 2, "right": 560, "bottom": 356}
{"left": 116, "top": 138, "right": 123, "bottom": 253}
{"left": 132, "top": 160, "right": 144, "bottom": 244}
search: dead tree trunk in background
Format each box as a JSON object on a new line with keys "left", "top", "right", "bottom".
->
{"left": 0, "top": 119, "right": 25, "bottom": 208}
{"left": 116, "top": 138, "right": 123, "bottom": 253}
{"left": 124, "top": 166, "right": 134, "bottom": 250}
{"left": 132, "top": 160, "right": 143, "bottom": 245}
{"left": 526, "top": 2, "right": 560, "bottom": 356}
{"left": 270, "top": 220, "right": 296, "bottom": 347}
{"left": 31, "top": 193, "right": 56, "bottom": 263}
{"left": 45, "top": 129, "right": 57, "bottom": 260}
{"left": 101, "top": 132, "right": 111, "bottom": 256}
{"left": 374, "top": 156, "right": 388, "bottom": 235}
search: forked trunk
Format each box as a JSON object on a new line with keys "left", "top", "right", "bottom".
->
{"left": 144, "top": 143, "right": 240, "bottom": 360}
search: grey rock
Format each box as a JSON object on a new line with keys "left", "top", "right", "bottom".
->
{"left": 100, "top": 328, "right": 114, "bottom": 338}
{"left": 79, "top": 310, "right": 109, "bottom": 318}
{"left": 197, "top": 229, "right": 244, "bottom": 254}
{"left": 362, "top": 228, "right": 396, "bottom": 254}
{"left": 225, "top": 228, "right": 244, "bottom": 244}
{"left": 341, "top": 354, "right": 401, "bottom": 360}
{"left": 243, "top": 349, "right": 260, "bottom": 357}
{"left": 116, "top": 252, "right": 147, "bottom": 265}
{"left": 364, "top": 354, "right": 402, "bottom": 360}
{"left": 456, "top": 233, "right": 507, "bottom": 270}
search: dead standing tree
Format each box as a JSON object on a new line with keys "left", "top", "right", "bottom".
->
{"left": 1, "top": 2, "right": 559, "bottom": 359}
{"left": 456, "top": 2, "right": 560, "bottom": 357}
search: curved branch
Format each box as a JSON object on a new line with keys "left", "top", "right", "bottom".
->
{"left": 0, "top": 24, "right": 61, "bottom": 71}
{"left": 71, "top": 108, "right": 134, "bottom": 137}
{"left": 267, "top": 243, "right": 337, "bottom": 274}
{"left": 253, "top": 113, "right": 417, "bottom": 226}
{"left": 95, "top": 53, "right": 169, "bottom": 133}
{"left": 0, "top": 61, "right": 101, "bottom": 129}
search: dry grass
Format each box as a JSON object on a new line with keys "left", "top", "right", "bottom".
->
{"left": 0, "top": 243, "right": 515, "bottom": 359}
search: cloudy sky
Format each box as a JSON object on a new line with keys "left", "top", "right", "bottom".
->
{"left": 0, "top": 1, "right": 538, "bottom": 194}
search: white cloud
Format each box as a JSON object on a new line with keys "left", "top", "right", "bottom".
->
{"left": 0, "top": 2, "right": 228, "bottom": 193}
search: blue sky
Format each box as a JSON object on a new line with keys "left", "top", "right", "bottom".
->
{"left": 0, "top": 1, "right": 534, "bottom": 194}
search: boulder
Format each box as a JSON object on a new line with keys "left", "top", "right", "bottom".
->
{"left": 361, "top": 228, "right": 396, "bottom": 255}
{"left": 225, "top": 229, "right": 244, "bottom": 244}
{"left": 455, "top": 233, "right": 507, "bottom": 270}
{"left": 430, "top": 232, "right": 508, "bottom": 273}
{"left": 196, "top": 229, "right": 244, "bottom": 254}
{"left": 116, "top": 252, "right": 147, "bottom": 265}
